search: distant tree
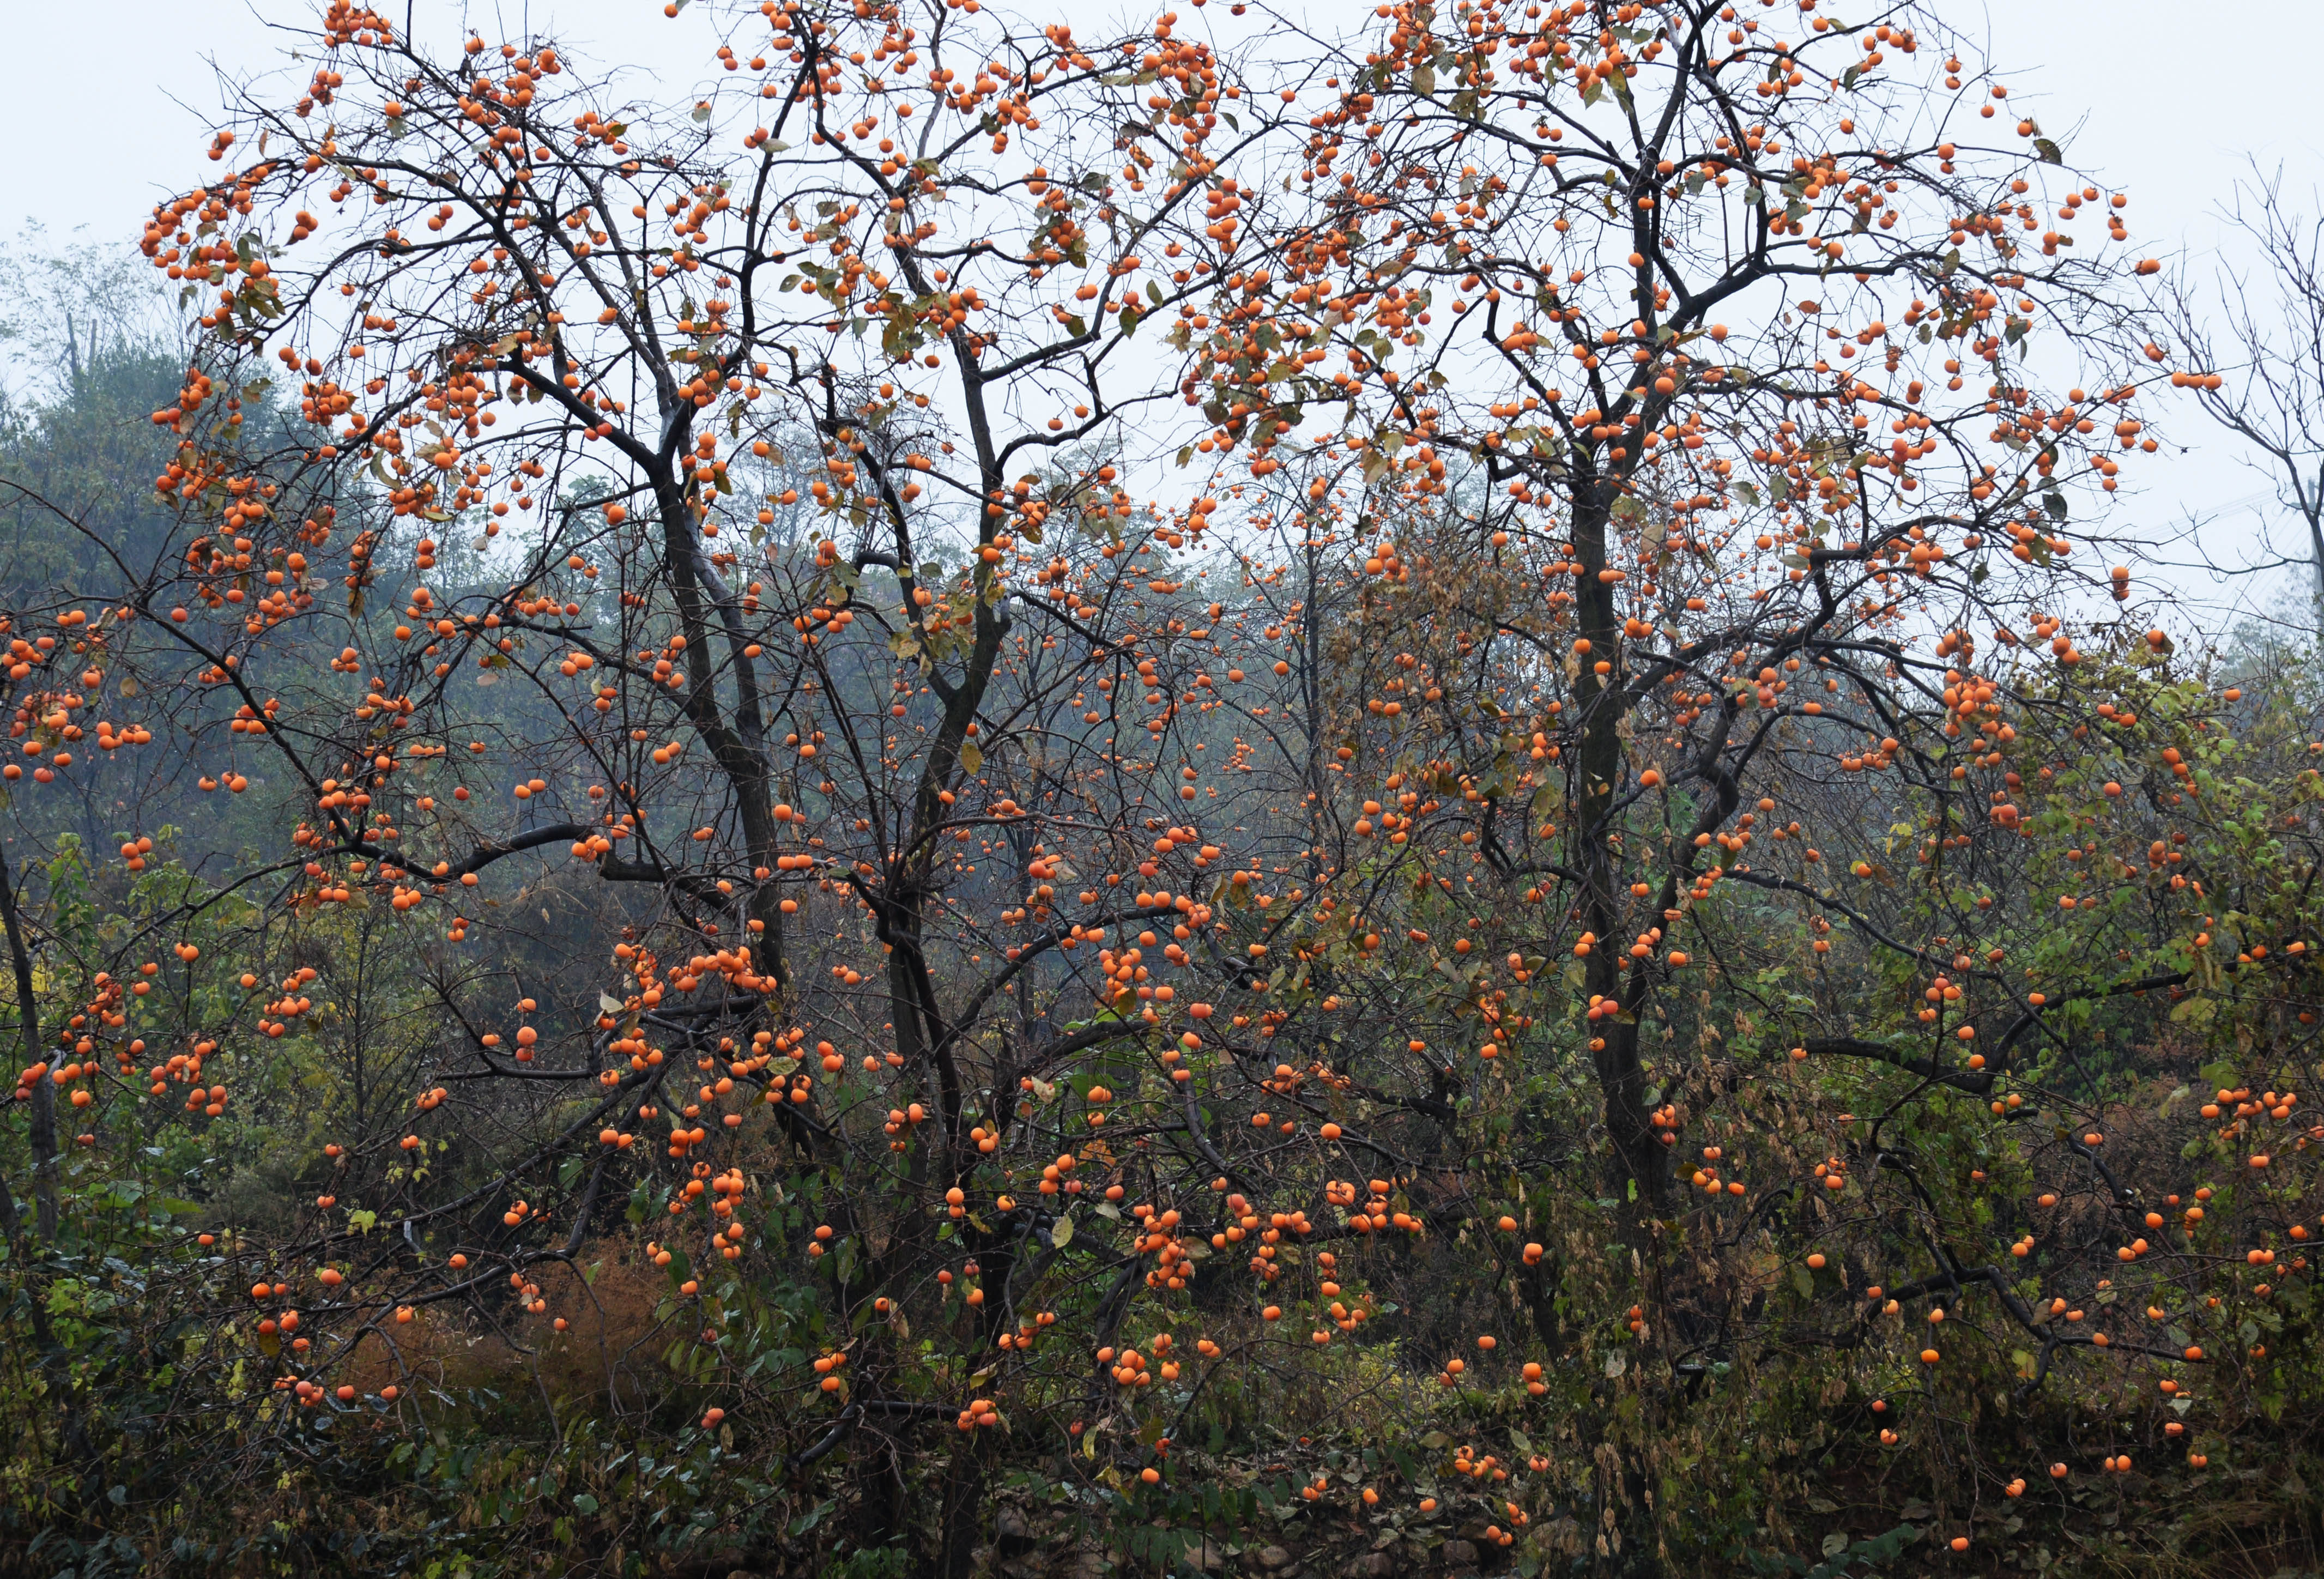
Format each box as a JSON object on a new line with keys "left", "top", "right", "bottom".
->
{"left": 2161, "top": 168, "right": 2324, "bottom": 629}
{"left": 0, "top": 226, "right": 191, "bottom": 603}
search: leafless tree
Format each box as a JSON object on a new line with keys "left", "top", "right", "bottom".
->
{"left": 2165, "top": 165, "right": 2324, "bottom": 627}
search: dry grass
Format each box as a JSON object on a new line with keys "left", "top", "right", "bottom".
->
{"left": 341, "top": 1242, "right": 683, "bottom": 1416}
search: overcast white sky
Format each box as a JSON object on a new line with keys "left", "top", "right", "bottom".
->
{"left": 5, "top": 0, "right": 2321, "bottom": 625}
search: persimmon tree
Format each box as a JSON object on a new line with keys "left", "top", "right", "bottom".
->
{"left": 5, "top": 0, "right": 2323, "bottom": 1572}
{"left": 1182, "top": 0, "right": 2322, "bottom": 1558}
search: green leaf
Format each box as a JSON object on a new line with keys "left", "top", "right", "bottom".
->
{"left": 572, "top": 1493, "right": 600, "bottom": 1515}
{"left": 1051, "top": 1212, "right": 1075, "bottom": 1249}
{"left": 2170, "top": 995, "right": 2214, "bottom": 1026}
{"left": 959, "top": 739, "right": 983, "bottom": 775}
